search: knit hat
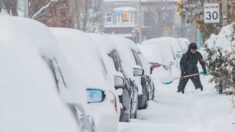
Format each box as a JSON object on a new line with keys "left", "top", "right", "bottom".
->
{"left": 188, "top": 43, "right": 197, "bottom": 50}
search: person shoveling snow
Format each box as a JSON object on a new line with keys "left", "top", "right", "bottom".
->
{"left": 177, "top": 43, "right": 207, "bottom": 94}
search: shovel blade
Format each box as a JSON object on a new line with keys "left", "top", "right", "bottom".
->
{"left": 162, "top": 80, "right": 173, "bottom": 85}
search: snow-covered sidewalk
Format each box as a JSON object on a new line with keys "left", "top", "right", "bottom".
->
{"left": 118, "top": 76, "right": 235, "bottom": 132}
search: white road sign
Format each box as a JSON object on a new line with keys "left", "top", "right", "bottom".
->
{"left": 204, "top": 3, "right": 220, "bottom": 23}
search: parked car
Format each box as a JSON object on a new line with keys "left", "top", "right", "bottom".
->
{"left": 120, "top": 38, "right": 155, "bottom": 109}
{"left": 136, "top": 50, "right": 155, "bottom": 101}
{"left": 88, "top": 34, "right": 139, "bottom": 122}
{"left": 51, "top": 28, "right": 121, "bottom": 132}
{"left": 107, "top": 35, "right": 150, "bottom": 114}
{"left": 140, "top": 37, "right": 189, "bottom": 81}
{"left": 0, "top": 16, "right": 94, "bottom": 132}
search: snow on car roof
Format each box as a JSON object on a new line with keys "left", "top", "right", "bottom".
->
{"left": 0, "top": 15, "right": 87, "bottom": 104}
{"left": 51, "top": 28, "right": 110, "bottom": 90}
{"left": 0, "top": 16, "right": 79, "bottom": 132}
{"left": 106, "top": 35, "right": 140, "bottom": 79}
{"left": 141, "top": 37, "right": 177, "bottom": 65}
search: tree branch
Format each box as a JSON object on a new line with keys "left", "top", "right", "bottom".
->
{"left": 31, "top": 0, "right": 58, "bottom": 19}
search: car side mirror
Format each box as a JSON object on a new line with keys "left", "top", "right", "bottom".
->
{"left": 114, "top": 76, "right": 125, "bottom": 89}
{"left": 87, "top": 89, "right": 106, "bottom": 103}
{"left": 133, "top": 68, "right": 144, "bottom": 76}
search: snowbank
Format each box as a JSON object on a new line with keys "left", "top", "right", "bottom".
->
{"left": 206, "top": 23, "right": 235, "bottom": 53}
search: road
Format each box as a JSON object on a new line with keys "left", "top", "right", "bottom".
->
{"left": 118, "top": 76, "right": 235, "bottom": 132}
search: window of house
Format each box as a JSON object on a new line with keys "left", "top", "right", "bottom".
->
{"left": 129, "top": 12, "right": 134, "bottom": 22}
{"left": 105, "top": 13, "right": 113, "bottom": 24}
{"left": 116, "top": 11, "right": 135, "bottom": 24}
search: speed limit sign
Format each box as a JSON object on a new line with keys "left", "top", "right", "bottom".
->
{"left": 204, "top": 3, "right": 220, "bottom": 23}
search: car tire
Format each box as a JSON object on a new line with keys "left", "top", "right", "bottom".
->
{"left": 138, "top": 82, "right": 149, "bottom": 110}
{"left": 130, "top": 99, "right": 138, "bottom": 119}
{"left": 138, "top": 95, "right": 148, "bottom": 110}
{"left": 130, "top": 88, "right": 138, "bottom": 119}
{"left": 151, "top": 84, "right": 155, "bottom": 100}
{"left": 119, "top": 114, "right": 130, "bottom": 122}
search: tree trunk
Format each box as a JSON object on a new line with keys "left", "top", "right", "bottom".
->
{"left": 0, "top": 0, "right": 18, "bottom": 16}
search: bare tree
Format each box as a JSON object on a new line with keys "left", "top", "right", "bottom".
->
{"left": 29, "top": 0, "right": 74, "bottom": 28}
{"left": 69, "top": 0, "right": 103, "bottom": 32}
{"left": 27, "top": 0, "right": 102, "bottom": 31}
{"left": 0, "top": 0, "right": 18, "bottom": 16}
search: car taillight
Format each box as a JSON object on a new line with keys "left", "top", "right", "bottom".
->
{"left": 110, "top": 91, "right": 118, "bottom": 113}
{"left": 152, "top": 63, "right": 161, "bottom": 68}
{"left": 114, "top": 96, "right": 118, "bottom": 113}
{"left": 120, "top": 106, "right": 126, "bottom": 113}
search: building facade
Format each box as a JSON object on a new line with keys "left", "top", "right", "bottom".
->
{"left": 102, "top": 0, "right": 179, "bottom": 42}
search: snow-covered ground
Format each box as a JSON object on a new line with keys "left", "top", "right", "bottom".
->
{"left": 118, "top": 75, "right": 235, "bottom": 132}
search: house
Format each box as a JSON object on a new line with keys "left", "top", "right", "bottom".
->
{"left": 102, "top": 0, "right": 139, "bottom": 41}
{"left": 102, "top": 0, "right": 178, "bottom": 42}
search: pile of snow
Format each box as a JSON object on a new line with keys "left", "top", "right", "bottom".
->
{"left": 205, "top": 23, "right": 235, "bottom": 93}
{"left": 119, "top": 76, "right": 235, "bottom": 132}
{"left": 206, "top": 23, "right": 235, "bottom": 53}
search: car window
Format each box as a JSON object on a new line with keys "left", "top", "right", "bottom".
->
{"left": 131, "top": 49, "right": 143, "bottom": 67}
{"left": 44, "top": 57, "right": 68, "bottom": 93}
{"left": 109, "top": 49, "right": 122, "bottom": 72}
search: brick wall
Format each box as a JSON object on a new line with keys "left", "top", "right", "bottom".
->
{"left": 228, "top": 0, "right": 235, "bottom": 22}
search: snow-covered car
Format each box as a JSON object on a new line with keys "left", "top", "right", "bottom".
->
{"left": 177, "top": 38, "right": 190, "bottom": 52}
{"left": 107, "top": 35, "right": 149, "bottom": 116}
{"left": 119, "top": 37, "right": 155, "bottom": 109}
{"left": 51, "top": 28, "right": 120, "bottom": 132}
{"left": 88, "top": 33, "right": 139, "bottom": 122}
{"left": 140, "top": 37, "right": 189, "bottom": 76}
{"left": 136, "top": 48, "right": 155, "bottom": 101}
{"left": 0, "top": 16, "right": 94, "bottom": 132}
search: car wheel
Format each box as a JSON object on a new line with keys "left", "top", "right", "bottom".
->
{"left": 119, "top": 114, "right": 130, "bottom": 122}
{"left": 131, "top": 94, "right": 138, "bottom": 119}
{"left": 138, "top": 86, "right": 149, "bottom": 110}
{"left": 133, "top": 97, "right": 138, "bottom": 119}
{"left": 151, "top": 84, "right": 155, "bottom": 100}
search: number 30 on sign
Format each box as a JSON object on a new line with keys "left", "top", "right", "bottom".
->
{"left": 204, "top": 3, "right": 220, "bottom": 23}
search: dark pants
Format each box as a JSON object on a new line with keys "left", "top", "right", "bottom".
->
{"left": 178, "top": 75, "right": 203, "bottom": 93}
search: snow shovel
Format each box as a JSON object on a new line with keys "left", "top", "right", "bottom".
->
{"left": 162, "top": 71, "right": 204, "bottom": 85}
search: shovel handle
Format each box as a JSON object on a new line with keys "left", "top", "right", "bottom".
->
{"left": 173, "top": 72, "right": 203, "bottom": 80}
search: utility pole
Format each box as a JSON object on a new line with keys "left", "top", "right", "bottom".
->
{"left": 137, "top": 0, "right": 142, "bottom": 44}
{"left": 24, "top": 0, "right": 28, "bottom": 17}
{"left": 221, "top": 0, "right": 228, "bottom": 25}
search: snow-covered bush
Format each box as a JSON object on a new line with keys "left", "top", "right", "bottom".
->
{"left": 205, "top": 23, "right": 235, "bottom": 94}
